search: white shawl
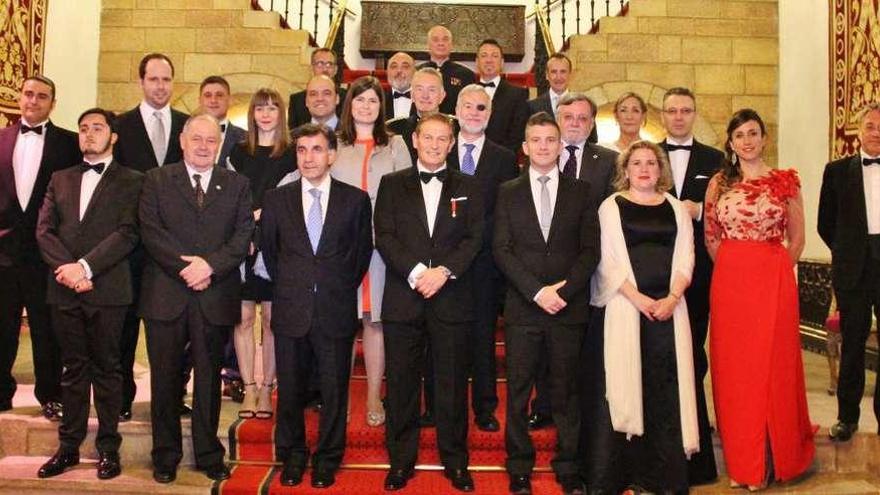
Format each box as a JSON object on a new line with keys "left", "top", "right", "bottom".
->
{"left": 589, "top": 192, "right": 699, "bottom": 457}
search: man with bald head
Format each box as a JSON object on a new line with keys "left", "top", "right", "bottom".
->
{"left": 419, "top": 25, "right": 475, "bottom": 115}
{"left": 387, "top": 67, "right": 453, "bottom": 164}
{"left": 139, "top": 114, "right": 253, "bottom": 484}
{"left": 288, "top": 48, "right": 347, "bottom": 129}
{"left": 305, "top": 75, "right": 341, "bottom": 130}
{"left": 385, "top": 51, "right": 417, "bottom": 120}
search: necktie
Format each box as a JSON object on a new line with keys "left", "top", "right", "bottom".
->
{"left": 561, "top": 145, "right": 578, "bottom": 178}
{"left": 193, "top": 174, "right": 205, "bottom": 209}
{"left": 419, "top": 169, "right": 448, "bottom": 183}
{"left": 461, "top": 143, "right": 476, "bottom": 176}
{"left": 393, "top": 91, "right": 411, "bottom": 99}
{"left": 666, "top": 143, "right": 693, "bottom": 152}
{"left": 537, "top": 175, "right": 551, "bottom": 241}
{"left": 307, "top": 188, "right": 323, "bottom": 253}
{"left": 863, "top": 157, "right": 880, "bottom": 167}
{"left": 20, "top": 124, "right": 43, "bottom": 135}
{"left": 150, "top": 111, "right": 167, "bottom": 165}
{"left": 220, "top": 123, "right": 227, "bottom": 133}
{"left": 81, "top": 162, "right": 105, "bottom": 175}
{"left": 479, "top": 81, "right": 496, "bottom": 88}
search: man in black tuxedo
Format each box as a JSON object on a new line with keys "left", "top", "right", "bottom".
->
{"left": 375, "top": 113, "right": 484, "bottom": 492}
{"left": 138, "top": 114, "right": 253, "bottom": 484}
{"left": 199, "top": 75, "right": 246, "bottom": 169}
{"left": 113, "top": 53, "right": 189, "bottom": 421}
{"left": 494, "top": 112, "right": 599, "bottom": 495}
{"left": 0, "top": 75, "right": 79, "bottom": 419}
{"left": 657, "top": 86, "right": 723, "bottom": 483}
{"left": 261, "top": 124, "right": 372, "bottom": 489}
{"left": 35, "top": 108, "right": 142, "bottom": 480}
{"left": 526, "top": 53, "right": 598, "bottom": 143}
{"left": 474, "top": 39, "right": 528, "bottom": 152}
{"left": 820, "top": 102, "right": 880, "bottom": 441}
{"left": 529, "top": 93, "right": 616, "bottom": 431}
{"left": 447, "top": 85, "right": 518, "bottom": 432}
{"left": 385, "top": 51, "right": 417, "bottom": 120}
{"left": 288, "top": 48, "right": 347, "bottom": 129}
{"left": 387, "top": 67, "right": 452, "bottom": 164}
{"left": 419, "top": 25, "right": 476, "bottom": 115}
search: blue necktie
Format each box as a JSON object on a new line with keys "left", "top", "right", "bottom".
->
{"left": 461, "top": 143, "right": 476, "bottom": 176}
{"left": 307, "top": 188, "right": 323, "bottom": 253}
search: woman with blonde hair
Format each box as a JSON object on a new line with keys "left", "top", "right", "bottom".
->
{"left": 601, "top": 92, "right": 648, "bottom": 153}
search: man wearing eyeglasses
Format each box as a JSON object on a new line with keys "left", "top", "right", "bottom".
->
{"left": 657, "top": 86, "right": 724, "bottom": 487}
{"left": 288, "top": 48, "right": 348, "bottom": 129}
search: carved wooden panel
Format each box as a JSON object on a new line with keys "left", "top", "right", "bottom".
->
{"left": 1, "top": 0, "right": 48, "bottom": 127}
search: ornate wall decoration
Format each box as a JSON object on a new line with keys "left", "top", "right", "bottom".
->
{"left": 830, "top": 0, "right": 880, "bottom": 159}
{"left": 0, "top": 0, "right": 48, "bottom": 128}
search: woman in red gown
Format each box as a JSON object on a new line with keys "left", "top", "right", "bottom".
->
{"left": 704, "top": 109, "right": 814, "bottom": 490}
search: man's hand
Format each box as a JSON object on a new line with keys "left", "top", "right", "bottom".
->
{"left": 415, "top": 267, "right": 449, "bottom": 299}
{"left": 55, "top": 263, "right": 86, "bottom": 289}
{"left": 73, "top": 279, "right": 94, "bottom": 293}
{"left": 536, "top": 280, "right": 567, "bottom": 315}
{"left": 179, "top": 255, "right": 214, "bottom": 288}
{"left": 682, "top": 199, "right": 701, "bottom": 220}
{"left": 253, "top": 208, "right": 262, "bottom": 222}
{"left": 191, "top": 277, "right": 211, "bottom": 292}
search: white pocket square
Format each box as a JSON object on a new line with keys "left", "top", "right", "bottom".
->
{"left": 451, "top": 196, "right": 468, "bottom": 201}
{"left": 695, "top": 175, "right": 710, "bottom": 179}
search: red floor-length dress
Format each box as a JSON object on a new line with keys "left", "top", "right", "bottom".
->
{"left": 704, "top": 169, "right": 814, "bottom": 485}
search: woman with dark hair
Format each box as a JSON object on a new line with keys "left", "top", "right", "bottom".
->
{"left": 228, "top": 88, "right": 295, "bottom": 419}
{"left": 704, "top": 109, "right": 813, "bottom": 490}
{"left": 601, "top": 92, "right": 648, "bottom": 153}
{"left": 584, "top": 140, "right": 699, "bottom": 494}
{"left": 331, "top": 76, "right": 412, "bottom": 426}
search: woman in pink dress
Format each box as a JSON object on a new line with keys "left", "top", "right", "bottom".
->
{"left": 704, "top": 109, "right": 814, "bottom": 490}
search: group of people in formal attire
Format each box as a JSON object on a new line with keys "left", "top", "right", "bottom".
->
{"left": 2, "top": 22, "right": 879, "bottom": 495}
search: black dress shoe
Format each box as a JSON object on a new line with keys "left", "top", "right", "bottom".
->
{"left": 119, "top": 407, "right": 132, "bottom": 422}
{"left": 203, "top": 463, "right": 231, "bottom": 481}
{"left": 475, "top": 414, "right": 500, "bottom": 432}
{"left": 280, "top": 462, "right": 304, "bottom": 486}
{"left": 559, "top": 474, "right": 585, "bottom": 495}
{"left": 444, "top": 467, "right": 475, "bottom": 492}
{"left": 527, "top": 411, "right": 553, "bottom": 430}
{"left": 419, "top": 410, "right": 436, "bottom": 428}
{"left": 383, "top": 468, "right": 414, "bottom": 491}
{"left": 179, "top": 402, "right": 192, "bottom": 416}
{"left": 97, "top": 451, "right": 121, "bottom": 480}
{"left": 509, "top": 474, "right": 532, "bottom": 494}
{"left": 153, "top": 467, "right": 176, "bottom": 483}
{"left": 41, "top": 401, "right": 63, "bottom": 421}
{"left": 829, "top": 421, "right": 858, "bottom": 442}
{"left": 311, "top": 468, "right": 336, "bottom": 488}
{"left": 37, "top": 450, "right": 79, "bottom": 478}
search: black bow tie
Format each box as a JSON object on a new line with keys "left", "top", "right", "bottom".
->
{"left": 666, "top": 143, "right": 692, "bottom": 152}
{"left": 220, "top": 124, "right": 227, "bottom": 133}
{"left": 20, "top": 124, "right": 43, "bottom": 135}
{"left": 81, "top": 162, "right": 106, "bottom": 175}
{"left": 419, "top": 169, "right": 448, "bottom": 183}
{"left": 864, "top": 157, "right": 880, "bottom": 167}
{"left": 479, "top": 81, "right": 496, "bottom": 88}
{"left": 393, "top": 91, "right": 411, "bottom": 99}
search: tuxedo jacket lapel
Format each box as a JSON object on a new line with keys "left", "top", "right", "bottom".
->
{"left": 517, "top": 176, "right": 546, "bottom": 245}
{"left": 80, "top": 163, "right": 119, "bottom": 225}
{"left": 404, "top": 171, "right": 430, "bottom": 237}
{"left": 432, "top": 173, "right": 458, "bottom": 239}
{"left": 26, "top": 123, "right": 61, "bottom": 214}
{"left": 201, "top": 167, "right": 228, "bottom": 210}
{"left": 316, "top": 180, "right": 346, "bottom": 255}
{"left": 132, "top": 109, "right": 161, "bottom": 169}
{"left": 172, "top": 166, "right": 200, "bottom": 211}
{"left": 847, "top": 155, "right": 869, "bottom": 234}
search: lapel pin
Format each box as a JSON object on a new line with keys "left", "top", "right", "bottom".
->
{"left": 592, "top": 154, "right": 599, "bottom": 159}
{"left": 216, "top": 185, "right": 221, "bottom": 190}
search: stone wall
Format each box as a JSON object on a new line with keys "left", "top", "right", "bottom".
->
{"left": 567, "top": 0, "right": 779, "bottom": 155}
{"left": 97, "top": 0, "right": 313, "bottom": 114}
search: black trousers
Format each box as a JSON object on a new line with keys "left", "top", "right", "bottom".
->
{"left": 683, "top": 282, "right": 718, "bottom": 484}
{"left": 52, "top": 304, "right": 125, "bottom": 453}
{"left": 119, "top": 254, "right": 142, "bottom": 410}
{"left": 145, "top": 301, "right": 229, "bottom": 470}
{"left": 468, "top": 251, "right": 502, "bottom": 417}
{"left": 506, "top": 323, "right": 583, "bottom": 478}
{"left": 0, "top": 263, "right": 61, "bottom": 408}
{"left": 275, "top": 328, "right": 354, "bottom": 471}
{"left": 836, "top": 261, "right": 880, "bottom": 424}
{"left": 384, "top": 315, "right": 469, "bottom": 471}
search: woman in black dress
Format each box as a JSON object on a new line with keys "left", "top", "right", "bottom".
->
{"left": 228, "top": 88, "right": 295, "bottom": 419}
{"left": 583, "top": 141, "right": 699, "bottom": 494}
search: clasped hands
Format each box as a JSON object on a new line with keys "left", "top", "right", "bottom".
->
{"left": 414, "top": 267, "right": 449, "bottom": 299}
{"left": 179, "top": 255, "right": 213, "bottom": 291}
{"left": 632, "top": 292, "right": 678, "bottom": 321}
{"left": 55, "top": 263, "right": 93, "bottom": 293}
{"left": 536, "top": 280, "right": 567, "bottom": 315}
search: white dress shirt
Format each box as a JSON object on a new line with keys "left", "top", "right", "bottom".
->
{"left": 184, "top": 163, "right": 213, "bottom": 191}
{"left": 457, "top": 133, "right": 485, "bottom": 171}
{"left": 407, "top": 162, "right": 447, "bottom": 288}
{"left": 862, "top": 151, "right": 880, "bottom": 235}
{"left": 139, "top": 101, "right": 172, "bottom": 153}
{"left": 77, "top": 157, "right": 113, "bottom": 279}
{"left": 549, "top": 89, "right": 568, "bottom": 116}
{"left": 311, "top": 114, "right": 339, "bottom": 131}
{"left": 559, "top": 140, "right": 585, "bottom": 178}
{"left": 12, "top": 118, "right": 48, "bottom": 210}
{"left": 391, "top": 86, "right": 413, "bottom": 120}
{"left": 479, "top": 75, "right": 502, "bottom": 100}
{"left": 665, "top": 136, "right": 693, "bottom": 197}
{"left": 302, "top": 174, "right": 331, "bottom": 225}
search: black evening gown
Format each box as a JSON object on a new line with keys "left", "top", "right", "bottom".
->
{"left": 582, "top": 196, "right": 688, "bottom": 495}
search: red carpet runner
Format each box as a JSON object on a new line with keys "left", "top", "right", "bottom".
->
{"left": 215, "top": 335, "right": 563, "bottom": 494}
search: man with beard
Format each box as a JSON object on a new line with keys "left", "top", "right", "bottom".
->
{"left": 384, "top": 52, "right": 417, "bottom": 120}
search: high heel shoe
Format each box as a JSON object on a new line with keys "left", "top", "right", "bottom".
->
{"left": 238, "top": 382, "right": 257, "bottom": 419}
{"left": 255, "top": 383, "right": 274, "bottom": 419}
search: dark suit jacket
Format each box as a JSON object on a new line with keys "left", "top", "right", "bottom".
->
{"left": 418, "top": 60, "right": 476, "bottom": 115}
{"left": 526, "top": 93, "right": 599, "bottom": 143}
{"left": 218, "top": 123, "right": 246, "bottom": 169}
{"left": 447, "top": 136, "right": 517, "bottom": 251}
{"left": 818, "top": 154, "right": 873, "bottom": 291}
{"left": 659, "top": 139, "right": 723, "bottom": 290}
{"left": 571, "top": 142, "right": 618, "bottom": 211}
{"left": 485, "top": 79, "right": 529, "bottom": 152}
{"left": 0, "top": 121, "right": 81, "bottom": 266}
{"left": 287, "top": 87, "right": 347, "bottom": 130}
{"left": 36, "top": 161, "right": 143, "bottom": 307}
{"left": 137, "top": 162, "right": 254, "bottom": 325}
{"left": 374, "top": 167, "right": 484, "bottom": 323}
{"left": 261, "top": 178, "right": 372, "bottom": 338}
{"left": 387, "top": 113, "right": 458, "bottom": 165}
{"left": 384, "top": 88, "right": 417, "bottom": 121}
{"left": 113, "top": 106, "right": 188, "bottom": 172}
{"left": 493, "top": 172, "right": 600, "bottom": 325}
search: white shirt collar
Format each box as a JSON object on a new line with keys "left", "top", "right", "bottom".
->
{"left": 416, "top": 162, "right": 447, "bottom": 175}
{"left": 550, "top": 88, "right": 568, "bottom": 99}
{"left": 458, "top": 133, "right": 485, "bottom": 149}
{"left": 480, "top": 75, "right": 502, "bottom": 86}
{"left": 184, "top": 162, "right": 213, "bottom": 186}
{"left": 303, "top": 173, "right": 332, "bottom": 193}
{"left": 139, "top": 101, "right": 171, "bottom": 121}
{"left": 562, "top": 139, "right": 586, "bottom": 149}
{"left": 529, "top": 165, "right": 559, "bottom": 182}
{"left": 20, "top": 117, "right": 49, "bottom": 129}
{"left": 431, "top": 57, "right": 449, "bottom": 67}
{"left": 861, "top": 150, "right": 880, "bottom": 160}
{"left": 665, "top": 136, "right": 694, "bottom": 146}
{"left": 312, "top": 114, "right": 338, "bottom": 130}
{"left": 84, "top": 155, "right": 112, "bottom": 166}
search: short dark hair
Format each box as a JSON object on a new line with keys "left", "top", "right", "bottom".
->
{"left": 292, "top": 123, "right": 338, "bottom": 150}
{"left": 478, "top": 38, "right": 504, "bottom": 57}
{"left": 311, "top": 47, "right": 337, "bottom": 65}
{"left": 77, "top": 107, "right": 117, "bottom": 133}
{"left": 199, "top": 75, "right": 230, "bottom": 93}
{"left": 23, "top": 75, "right": 57, "bottom": 101}
{"left": 662, "top": 87, "right": 696, "bottom": 109}
{"left": 138, "top": 53, "right": 175, "bottom": 79}
{"left": 525, "top": 111, "right": 560, "bottom": 136}
{"left": 414, "top": 112, "right": 455, "bottom": 136}
{"left": 548, "top": 52, "right": 572, "bottom": 70}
